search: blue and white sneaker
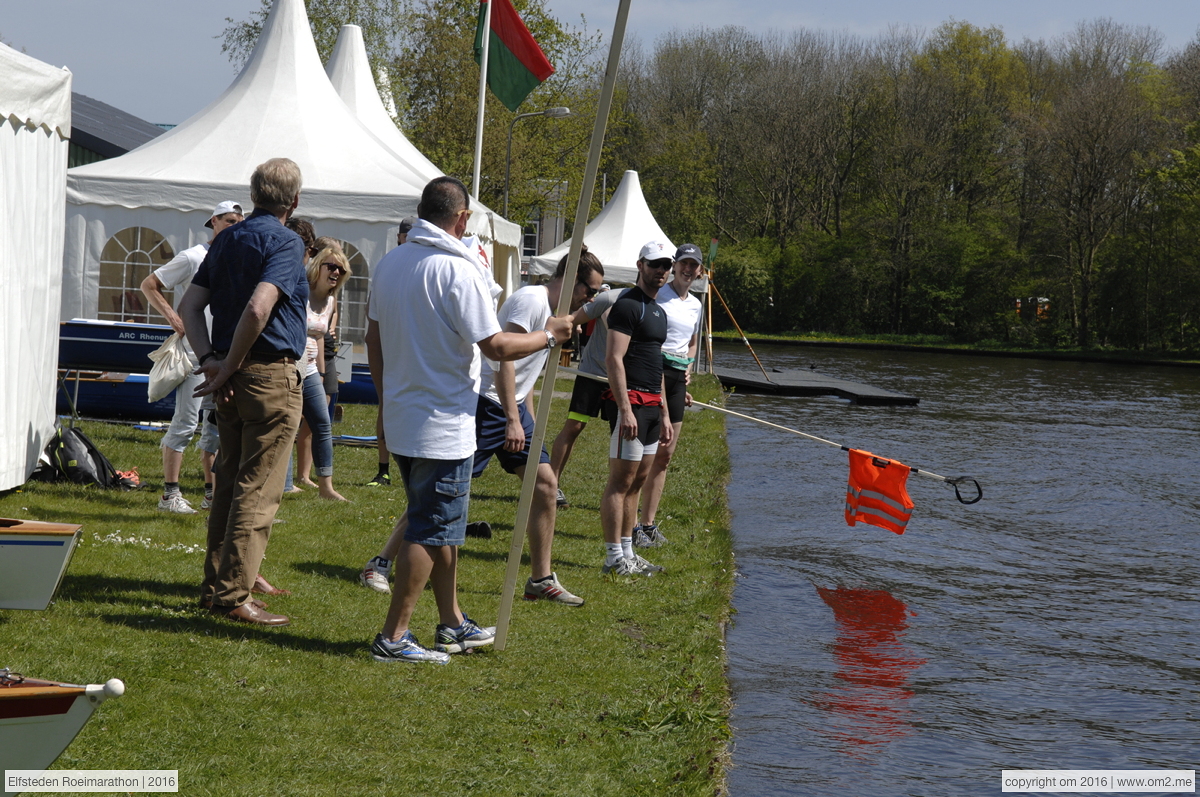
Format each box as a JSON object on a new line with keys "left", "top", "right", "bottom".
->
{"left": 370, "top": 631, "right": 450, "bottom": 664}
{"left": 434, "top": 614, "right": 495, "bottom": 654}
{"left": 632, "top": 523, "right": 653, "bottom": 548}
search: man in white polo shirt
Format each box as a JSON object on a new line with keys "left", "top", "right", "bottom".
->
{"left": 365, "top": 177, "right": 573, "bottom": 663}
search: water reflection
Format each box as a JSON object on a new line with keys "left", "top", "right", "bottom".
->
{"left": 814, "top": 586, "right": 925, "bottom": 755}
{"left": 722, "top": 341, "right": 1200, "bottom": 795}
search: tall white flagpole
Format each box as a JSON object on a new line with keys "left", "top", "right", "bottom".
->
{"left": 493, "top": 0, "right": 634, "bottom": 651}
{"left": 471, "top": 0, "right": 493, "bottom": 199}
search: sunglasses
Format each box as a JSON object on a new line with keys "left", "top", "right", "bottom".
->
{"left": 578, "top": 282, "right": 600, "bottom": 298}
{"left": 323, "top": 262, "right": 347, "bottom": 275}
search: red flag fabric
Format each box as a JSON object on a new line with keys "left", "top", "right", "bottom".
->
{"left": 474, "top": 0, "right": 555, "bottom": 112}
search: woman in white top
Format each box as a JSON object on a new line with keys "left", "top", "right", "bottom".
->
{"left": 635, "top": 243, "right": 705, "bottom": 547}
{"left": 294, "top": 245, "right": 351, "bottom": 501}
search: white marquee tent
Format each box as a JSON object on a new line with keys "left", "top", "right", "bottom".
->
{"left": 0, "top": 43, "right": 71, "bottom": 490}
{"left": 63, "top": 0, "right": 520, "bottom": 331}
{"left": 325, "top": 23, "right": 522, "bottom": 295}
{"left": 528, "top": 170, "right": 704, "bottom": 290}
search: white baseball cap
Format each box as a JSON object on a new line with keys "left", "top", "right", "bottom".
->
{"left": 638, "top": 240, "right": 673, "bottom": 262}
{"left": 205, "top": 200, "right": 243, "bottom": 228}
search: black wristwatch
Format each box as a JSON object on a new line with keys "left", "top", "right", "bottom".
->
{"left": 199, "top": 351, "right": 216, "bottom": 366}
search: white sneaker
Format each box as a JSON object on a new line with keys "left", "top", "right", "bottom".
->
{"left": 158, "top": 494, "right": 197, "bottom": 514}
{"left": 629, "top": 554, "right": 664, "bottom": 576}
{"left": 360, "top": 557, "right": 392, "bottom": 594}
{"left": 523, "top": 572, "right": 584, "bottom": 606}
{"left": 200, "top": 495, "right": 213, "bottom": 510}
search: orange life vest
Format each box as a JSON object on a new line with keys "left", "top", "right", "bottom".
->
{"left": 845, "top": 449, "right": 914, "bottom": 535}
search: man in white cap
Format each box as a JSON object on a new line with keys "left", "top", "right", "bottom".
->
{"left": 140, "top": 200, "right": 243, "bottom": 513}
{"left": 598, "top": 240, "right": 674, "bottom": 577}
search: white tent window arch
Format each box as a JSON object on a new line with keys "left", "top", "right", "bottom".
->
{"left": 334, "top": 240, "right": 371, "bottom": 345}
{"left": 98, "top": 226, "right": 174, "bottom": 323}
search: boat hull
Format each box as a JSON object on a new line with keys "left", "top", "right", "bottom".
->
{"left": 58, "top": 318, "right": 172, "bottom": 374}
{"left": 337, "top": 362, "right": 377, "bottom": 405}
{"left": 57, "top": 371, "right": 177, "bottom": 421}
{"left": 0, "top": 672, "right": 124, "bottom": 792}
{"left": 0, "top": 520, "right": 82, "bottom": 611}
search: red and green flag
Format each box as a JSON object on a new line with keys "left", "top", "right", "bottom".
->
{"left": 473, "top": 0, "right": 555, "bottom": 112}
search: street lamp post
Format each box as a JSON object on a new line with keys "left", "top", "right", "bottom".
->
{"left": 504, "top": 106, "right": 571, "bottom": 219}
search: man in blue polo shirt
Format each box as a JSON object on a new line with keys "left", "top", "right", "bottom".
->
{"left": 180, "top": 157, "right": 308, "bottom": 627}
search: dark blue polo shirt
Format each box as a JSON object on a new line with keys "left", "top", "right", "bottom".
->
{"left": 192, "top": 209, "right": 308, "bottom": 359}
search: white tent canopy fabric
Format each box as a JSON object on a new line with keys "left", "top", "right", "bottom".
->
{"left": 529, "top": 170, "right": 704, "bottom": 290}
{"left": 62, "top": 0, "right": 519, "bottom": 323}
{"left": 0, "top": 43, "right": 71, "bottom": 490}
{"left": 325, "top": 24, "right": 521, "bottom": 294}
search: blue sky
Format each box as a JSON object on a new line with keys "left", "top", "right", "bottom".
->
{"left": 4, "top": 0, "right": 1197, "bottom": 125}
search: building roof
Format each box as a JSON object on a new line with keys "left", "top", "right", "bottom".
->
{"left": 69, "top": 92, "right": 163, "bottom": 158}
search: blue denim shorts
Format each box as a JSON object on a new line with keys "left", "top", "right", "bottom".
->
{"left": 395, "top": 454, "right": 471, "bottom": 546}
{"left": 472, "top": 395, "right": 550, "bottom": 478}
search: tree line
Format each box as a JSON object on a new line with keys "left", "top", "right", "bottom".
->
{"left": 224, "top": 4, "right": 1200, "bottom": 351}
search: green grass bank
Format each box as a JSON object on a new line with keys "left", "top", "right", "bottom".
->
{"left": 0, "top": 375, "right": 734, "bottom": 796}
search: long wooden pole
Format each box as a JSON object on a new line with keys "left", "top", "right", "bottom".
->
{"left": 493, "top": 0, "right": 633, "bottom": 650}
{"left": 705, "top": 240, "right": 715, "bottom": 373}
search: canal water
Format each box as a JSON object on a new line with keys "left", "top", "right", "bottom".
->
{"left": 716, "top": 341, "right": 1200, "bottom": 796}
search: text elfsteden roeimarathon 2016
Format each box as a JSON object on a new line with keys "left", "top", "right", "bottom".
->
{"left": 5, "top": 770, "right": 178, "bottom": 792}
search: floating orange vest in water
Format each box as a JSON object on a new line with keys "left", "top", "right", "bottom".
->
{"left": 845, "top": 449, "right": 915, "bottom": 534}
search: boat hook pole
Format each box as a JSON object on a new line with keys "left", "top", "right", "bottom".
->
{"left": 708, "top": 280, "right": 772, "bottom": 384}
{"left": 560, "top": 367, "right": 983, "bottom": 505}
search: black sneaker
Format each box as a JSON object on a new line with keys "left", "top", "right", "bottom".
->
{"left": 366, "top": 471, "right": 391, "bottom": 487}
{"left": 465, "top": 521, "right": 492, "bottom": 539}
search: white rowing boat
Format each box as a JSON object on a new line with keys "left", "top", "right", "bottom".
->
{"left": 0, "top": 669, "right": 124, "bottom": 795}
{"left": 0, "top": 519, "right": 82, "bottom": 611}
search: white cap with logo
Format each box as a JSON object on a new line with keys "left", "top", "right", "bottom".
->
{"left": 205, "top": 200, "right": 243, "bottom": 228}
{"left": 638, "top": 240, "right": 672, "bottom": 262}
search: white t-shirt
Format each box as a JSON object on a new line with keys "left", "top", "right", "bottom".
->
{"left": 303, "top": 297, "right": 334, "bottom": 378}
{"left": 479, "top": 285, "right": 550, "bottom": 405}
{"left": 368, "top": 223, "right": 502, "bottom": 460}
{"left": 656, "top": 281, "right": 703, "bottom": 358}
{"left": 152, "top": 242, "right": 210, "bottom": 354}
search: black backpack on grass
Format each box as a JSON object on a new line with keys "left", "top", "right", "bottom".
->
{"left": 37, "top": 426, "right": 126, "bottom": 490}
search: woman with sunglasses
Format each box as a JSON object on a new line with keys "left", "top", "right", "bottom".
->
{"left": 294, "top": 245, "right": 352, "bottom": 501}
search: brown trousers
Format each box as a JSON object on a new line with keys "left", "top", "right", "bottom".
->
{"left": 203, "top": 360, "right": 303, "bottom": 607}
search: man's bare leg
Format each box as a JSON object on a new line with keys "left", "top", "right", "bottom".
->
{"left": 379, "top": 540, "right": 438, "bottom": 641}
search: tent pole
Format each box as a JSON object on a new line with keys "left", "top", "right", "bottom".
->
{"left": 493, "top": 0, "right": 633, "bottom": 651}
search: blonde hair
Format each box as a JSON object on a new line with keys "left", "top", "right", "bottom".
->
{"left": 314, "top": 236, "right": 343, "bottom": 254}
{"left": 307, "top": 246, "right": 352, "bottom": 294}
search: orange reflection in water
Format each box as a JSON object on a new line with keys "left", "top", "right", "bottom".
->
{"left": 813, "top": 586, "right": 926, "bottom": 755}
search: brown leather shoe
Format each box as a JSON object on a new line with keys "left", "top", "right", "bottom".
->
{"left": 251, "top": 574, "right": 292, "bottom": 596}
{"left": 212, "top": 602, "right": 290, "bottom": 627}
{"left": 201, "top": 596, "right": 267, "bottom": 611}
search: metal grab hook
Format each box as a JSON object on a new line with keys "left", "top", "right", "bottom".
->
{"left": 946, "top": 477, "right": 983, "bottom": 505}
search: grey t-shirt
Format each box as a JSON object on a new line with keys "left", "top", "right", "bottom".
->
{"left": 577, "top": 287, "right": 629, "bottom": 376}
